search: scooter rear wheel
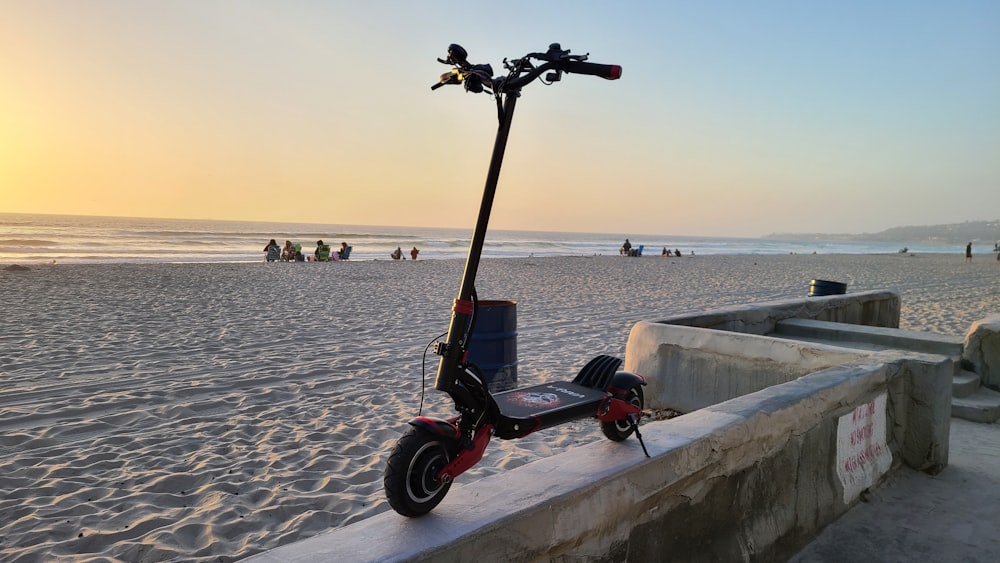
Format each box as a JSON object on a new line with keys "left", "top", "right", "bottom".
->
{"left": 601, "top": 385, "right": 644, "bottom": 442}
{"left": 384, "top": 426, "right": 454, "bottom": 517}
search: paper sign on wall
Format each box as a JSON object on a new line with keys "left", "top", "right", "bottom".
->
{"left": 836, "top": 393, "right": 892, "bottom": 504}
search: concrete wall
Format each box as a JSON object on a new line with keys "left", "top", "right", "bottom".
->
{"left": 625, "top": 322, "right": 869, "bottom": 412}
{"left": 246, "top": 290, "right": 950, "bottom": 562}
{"left": 248, "top": 348, "right": 951, "bottom": 563}
{"left": 650, "top": 290, "right": 900, "bottom": 335}
{"left": 626, "top": 322, "right": 951, "bottom": 476}
{"left": 623, "top": 352, "right": 951, "bottom": 562}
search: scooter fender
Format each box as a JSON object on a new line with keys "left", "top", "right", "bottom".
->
{"left": 437, "top": 423, "right": 493, "bottom": 482}
{"left": 409, "top": 416, "right": 461, "bottom": 440}
{"left": 607, "top": 370, "right": 646, "bottom": 397}
{"left": 598, "top": 395, "right": 642, "bottom": 421}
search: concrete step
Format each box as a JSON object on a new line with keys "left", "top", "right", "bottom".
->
{"left": 953, "top": 370, "right": 982, "bottom": 399}
{"left": 774, "top": 318, "right": 964, "bottom": 357}
{"left": 952, "top": 387, "right": 1000, "bottom": 423}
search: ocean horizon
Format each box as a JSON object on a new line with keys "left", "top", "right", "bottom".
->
{"left": 0, "top": 212, "right": 968, "bottom": 265}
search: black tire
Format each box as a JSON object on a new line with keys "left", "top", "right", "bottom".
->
{"left": 601, "top": 385, "right": 644, "bottom": 442}
{"left": 384, "top": 426, "right": 454, "bottom": 517}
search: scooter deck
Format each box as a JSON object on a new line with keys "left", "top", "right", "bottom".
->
{"left": 492, "top": 381, "right": 606, "bottom": 437}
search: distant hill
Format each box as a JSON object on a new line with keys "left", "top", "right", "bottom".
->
{"left": 764, "top": 220, "right": 1000, "bottom": 244}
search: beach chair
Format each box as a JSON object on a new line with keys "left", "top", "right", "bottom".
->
{"left": 317, "top": 244, "right": 331, "bottom": 262}
{"left": 265, "top": 246, "right": 280, "bottom": 261}
{"left": 340, "top": 246, "right": 352, "bottom": 260}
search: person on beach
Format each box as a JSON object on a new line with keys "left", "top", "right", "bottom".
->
{"left": 411, "top": 246, "right": 419, "bottom": 260}
{"left": 313, "top": 240, "right": 331, "bottom": 262}
{"left": 263, "top": 239, "right": 280, "bottom": 261}
{"left": 281, "top": 240, "right": 295, "bottom": 262}
{"left": 621, "top": 238, "right": 631, "bottom": 256}
{"left": 661, "top": 246, "right": 668, "bottom": 257}
{"left": 966, "top": 242, "right": 973, "bottom": 262}
{"left": 391, "top": 247, "right": 404, "bottom": 260}
{"left": 337, "top": 242, "right": 350, "bottom": 260}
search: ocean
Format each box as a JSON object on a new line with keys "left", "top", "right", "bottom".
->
{"left": 0, "top": 213, "right": 963, "bottom": 265}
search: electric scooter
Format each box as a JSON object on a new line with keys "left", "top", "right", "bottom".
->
{"left": 383, "top": 43, "right": 648, "bottom": 518}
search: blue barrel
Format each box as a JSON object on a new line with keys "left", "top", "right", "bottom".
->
{"left": 466, "top": 300, "right": 517, "bottom": 392}
{"left": 809, "top": 279, "right": 847, "bottom": 296}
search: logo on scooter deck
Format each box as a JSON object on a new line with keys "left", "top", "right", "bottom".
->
{"left": 505, "top": 384, "right": 587, "bottom": 408}
{"left": 507, "top": 391, "right": 561, "bottom": 408}
{"left": 544, "top": 384, "right": 586, "bottom": 399}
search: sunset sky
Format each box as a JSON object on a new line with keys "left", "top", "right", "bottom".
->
{"left": 2, "top": 1, "right": 998, "bottom": 237}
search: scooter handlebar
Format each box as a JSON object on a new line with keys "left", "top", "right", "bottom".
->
{"left": 563, "top": 60, "right": 622, "bottom": 80}
{"left": 432, "top": 44, "right": 622, "bottom": 93}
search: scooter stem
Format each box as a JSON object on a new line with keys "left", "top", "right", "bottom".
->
{"left": 435, "top": 92, "right": 520, "bottom": 393}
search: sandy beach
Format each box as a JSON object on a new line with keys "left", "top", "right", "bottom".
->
{"left": 1, "top": 253, "right": 998, "bottom": 561}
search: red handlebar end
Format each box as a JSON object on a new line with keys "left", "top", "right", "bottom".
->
{"left": 610, "top": 65, "right": 622, "bottom": 80}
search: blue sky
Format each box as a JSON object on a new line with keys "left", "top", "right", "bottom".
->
{"left": 2, "top": 1, "right": 998, "bottom": 237}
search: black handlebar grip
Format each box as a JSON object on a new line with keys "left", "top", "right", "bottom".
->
{"left": 564, "top": 61, "right": 622, "bottom": 80}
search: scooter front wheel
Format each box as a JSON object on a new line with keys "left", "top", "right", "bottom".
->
{"left": 384, "top": 426, "right": 455, "bottom": 517}
{"left": 601, "top": 385, "right": 644, "bottom": 442}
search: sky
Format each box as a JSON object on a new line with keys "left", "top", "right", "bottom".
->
{"left": 1, "top": 1, "right": 998, "bottom": 238}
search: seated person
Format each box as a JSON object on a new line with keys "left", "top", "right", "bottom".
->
{"left": 281, "top": 240, "right": 296, "bottom": 261}
{"left": 337, "top": 242, "right": 350, "bottom": 260}
{"left": 313, "top": 240, "right": 331, "bottom": 261}
{"left": 620, "top": 238, "right": 632, "bottom": 255}
{"left": 390, "top": 247, "right": 404, "bottom": 260}
{"left": 263, "top": 239, "right": 280, "bottom": 261}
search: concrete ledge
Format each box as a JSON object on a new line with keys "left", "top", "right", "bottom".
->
{"left": 625, "top": 321, "right": 868, "bottom": 413}
{"left": 248, "top": 353, "right": 950, "bottom": 562}
{"left": 774, "top": 318, "right": 963, "bottom": 356}
{"left": 625, "top": 321, "right": 950, "bottom": 475}
{"left": 650, "top": 290, "right": 900, "bottom": 335}
{"left": 953, "top": 370, "right": 981, "bottom": 398}
{"left": 952, "top": 387, "right": 1000, "bottom": 423}
{"left": 247, "top": 290, "right": 954, "bottom": 562}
